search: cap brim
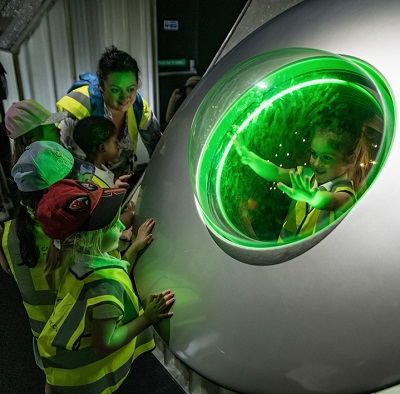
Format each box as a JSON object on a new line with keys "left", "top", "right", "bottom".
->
{"left": 41, "top": 111, "right": 68, "bottom": 125}
{"left": 87, "top": 188, "right": 126, "bottom": 231}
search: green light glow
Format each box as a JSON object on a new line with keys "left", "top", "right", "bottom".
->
{"left": 189, "top": 48, "right": 394, "bottom": 249}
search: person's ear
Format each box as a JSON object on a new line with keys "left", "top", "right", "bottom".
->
{"left": 98, "top": 144, "right": 106, "bottom": 153}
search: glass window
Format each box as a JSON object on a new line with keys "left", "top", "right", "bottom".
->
{"left": 189, "top": 48, "right": 394, "bottom": 264}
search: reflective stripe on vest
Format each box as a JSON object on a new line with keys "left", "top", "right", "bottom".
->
{"left": 1, "top": 220, "right": 56, "bottom": 337}
{"left": 278, "top": 168, "right": 356, "bottom": 242}
{"left": 91, "top": 174, "right": 111, "bottom": 189}
{"left": 57, "top": 85, "right": 91, "bottom": 120}
{"left": 57, "top": 85, "right": 149, "bottom": 155}
{"left": 38, "top": 266, "right": 154, "bottom": 392}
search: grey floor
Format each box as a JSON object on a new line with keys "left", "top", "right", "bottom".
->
{"left": 0, "top": 264, "right": 185, "bottom": 394}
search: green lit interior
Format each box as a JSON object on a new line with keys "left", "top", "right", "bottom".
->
{"left": 189, "top": 49, "right": 394, "bottom": 248}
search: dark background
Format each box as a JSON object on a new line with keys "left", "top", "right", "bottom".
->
{"left": 157, "top": 0, "right": 248, "bottom": 126}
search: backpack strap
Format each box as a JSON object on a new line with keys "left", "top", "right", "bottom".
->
{"left": 133, "top": 92, "right": 143, "bottom": 128}
{"left": 67, "top": 72, "right": 104, "bottom": 116}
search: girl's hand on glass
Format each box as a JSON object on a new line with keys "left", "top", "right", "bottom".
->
{"left": 143, "top": 289, "right": 175, "bottom": 325}
{"left": 277, "top": 171, "right": 317, "bottom": 204}
{"left": 134, "top": 218, "right": 156, "bottom": 250}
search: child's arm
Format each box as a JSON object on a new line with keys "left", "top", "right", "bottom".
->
{"left": 92, "top": 289, "right": 175, "bottom": 355}
{"left": 277, "top": 171, "right": 353, "bottom": 211}
{"left": 119, "top": 201, "right": 135, "bottom": 229}
{"left": 123, "top": 218, "right": 155, "bottom": 274}
{"left": 114, "top": 174, "right": 132, "bottom": 189}
{"left": 234, "top": 140, "right": 292, "bottom": 185}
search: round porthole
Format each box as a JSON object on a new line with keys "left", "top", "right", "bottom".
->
{"left": 188, "top": 48, "right": 394, "bottom": 265}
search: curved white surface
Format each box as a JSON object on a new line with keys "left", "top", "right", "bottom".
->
{"left": 134, "top": 1, "right": 400, "bottom": 393}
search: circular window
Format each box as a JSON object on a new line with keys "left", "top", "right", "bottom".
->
{"left": 188, "top": 48, "right": 394, "bottom": 265}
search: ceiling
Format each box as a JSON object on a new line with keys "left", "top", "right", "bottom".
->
{"left": 0, "top": 0, "right": 54, "bottom": 53}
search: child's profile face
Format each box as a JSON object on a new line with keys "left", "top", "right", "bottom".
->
{"left": 102, "top": 132, "right": 120, "bottom": 162}
{"left": 310, "top": 135, "right": 351, "bottom": 184}
{"left": 101, "top": 219, "right": 125, "bottom": 253}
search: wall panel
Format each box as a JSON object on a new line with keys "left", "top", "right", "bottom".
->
{"left": 1, "top": 0, "right": 157, "bottom": 118}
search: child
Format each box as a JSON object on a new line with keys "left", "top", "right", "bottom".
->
{"left": 234, "top": 118, "right": 369, "bottom": 241}
{"left": 70, "top": 115, "right": 137, "bottom": 244}
{"left": 65, "top": 115, "right": 131, "bottom": 188}
{"left": 0, "top": 141, "right": 76, "bottom": 393}
{"left": 36, "top": 179, "right": 175, "bottom": 393}
{"left": 57, "top": 45, "right": 162, "bottom": 178}
{"left": 4, "top": 99, "right": 67, "bottom": 165}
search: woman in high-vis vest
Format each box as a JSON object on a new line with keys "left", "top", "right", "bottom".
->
{"left": 57, "top": 45, "right": 162, "bottom": 178}
{"left": 36, "top": 180, "right": 175, "bottom": 394}
{"left": 0, "top": 141, "right": 76, "bottom": 394}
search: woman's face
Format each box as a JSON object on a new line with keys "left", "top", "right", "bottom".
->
{"left": 101, "top": 71, "right": 138, "bottom": 113}
{"left": 101, "top": 219, "right": 125, "bottom": 252}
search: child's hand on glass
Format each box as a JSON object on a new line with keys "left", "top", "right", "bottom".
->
{"left": 277, "top": 170, "right": 318, "bottom": 204}
{"left": 143, "top": 289, "right": 175, "bottom": 325}
{"left": 134, "top": 218, "right": 156, "bottom": 250}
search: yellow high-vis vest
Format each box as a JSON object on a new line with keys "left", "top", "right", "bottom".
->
{"left": 1, "top": 220, "right": 63, "bottom": 337}
{"left": 38, "top": 256, "right": 154, "bottom": 393}
{"left": 278, "top": 166, "right": 356, "bottom": 242}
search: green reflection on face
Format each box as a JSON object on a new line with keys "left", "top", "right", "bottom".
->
{"left": 310, "top": 135, "right": 353, "bottom": 185}
{"left": 102, "top": 71, "right": 138, "bottom": 113}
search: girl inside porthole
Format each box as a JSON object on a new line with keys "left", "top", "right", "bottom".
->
{"left": 234, "top": 114, "right": 371, "bottom": 241}
{"left": 223, "top": 82, "right": 382, "bottom": 244}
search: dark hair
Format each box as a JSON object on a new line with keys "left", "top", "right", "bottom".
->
{"left": 312, "top": 116, "right": 370, "bottom": 190}
{"left": 15, "top": 190, "right": 46, "bottom": 268}
{"left": 97, "top": 45, "right": 140, "bottom": 87}
{"left": 11, "top": 126, "right": 44, "bottom": 165}
{"left": 73, "top": 116, "right": 115, "bottom": 155}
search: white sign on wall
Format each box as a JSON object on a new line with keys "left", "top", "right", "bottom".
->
{"left": 163, "top": 20, "right": 179, "bottom": 31}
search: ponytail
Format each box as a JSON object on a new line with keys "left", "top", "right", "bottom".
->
{"left": 15, "top": 191, "right": 45, "bottom": 268}
{"left": 348, "top": 126, "right": 371, "bottom": 191}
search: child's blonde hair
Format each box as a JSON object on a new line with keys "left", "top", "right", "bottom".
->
{"left": 44, "top": 213, "right": 118, "bottom": 292}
